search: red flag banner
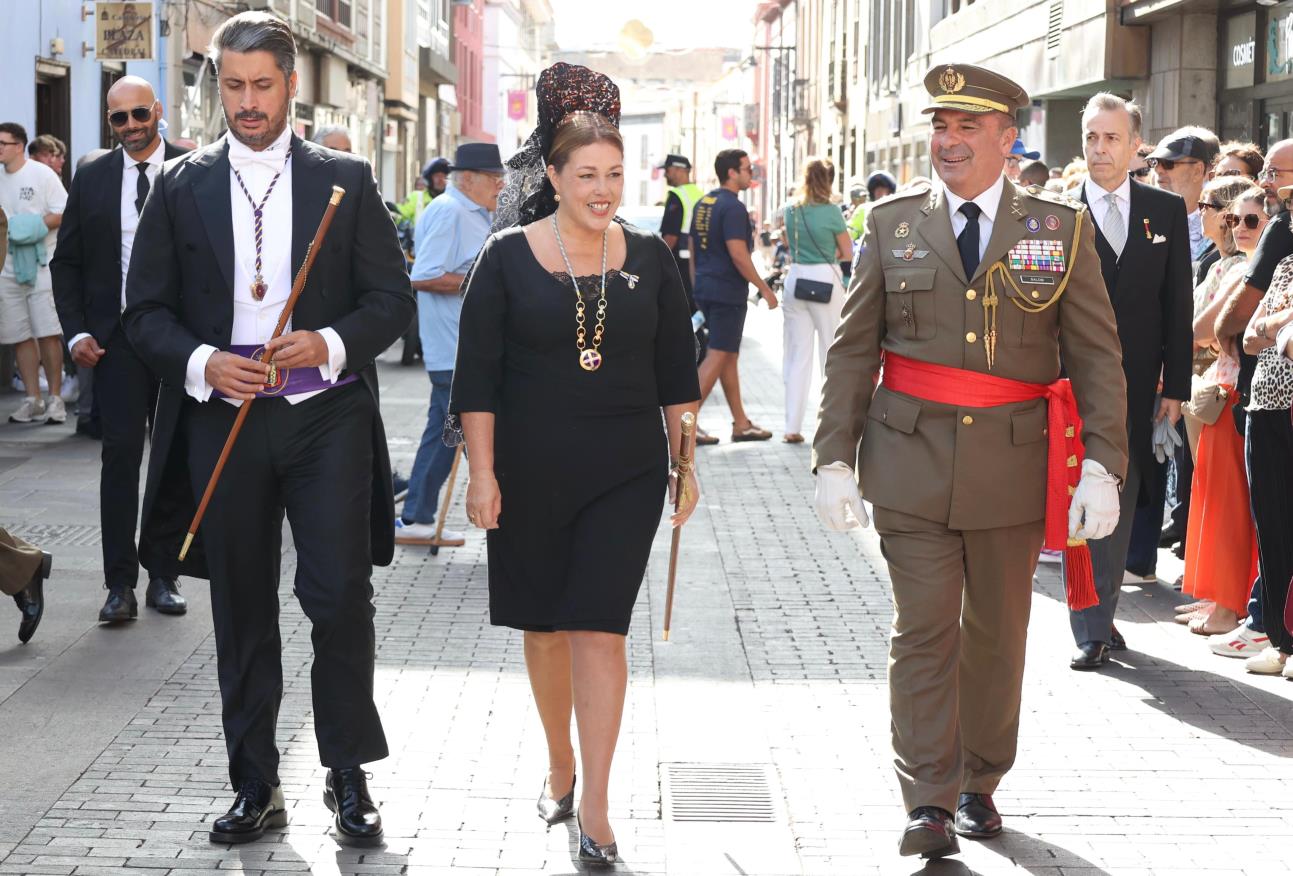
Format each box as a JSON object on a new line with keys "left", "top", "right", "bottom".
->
{"left": 507, "top": 90, "right": 527, "bottom": 121}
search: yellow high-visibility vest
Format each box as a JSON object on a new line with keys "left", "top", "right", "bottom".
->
{"left": 669, "top": 182, "right": 704, "bottom": 235}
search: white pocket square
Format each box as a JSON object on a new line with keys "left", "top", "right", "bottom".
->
{"left": 1152, "top": 234, "right": 1167, "bottom": 243}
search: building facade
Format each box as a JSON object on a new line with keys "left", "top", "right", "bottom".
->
{"left": 454, "top": 0, "right": 489, "bottom": 142}
{"left": 482, "top": 0, "right": 554, "bottom": 158}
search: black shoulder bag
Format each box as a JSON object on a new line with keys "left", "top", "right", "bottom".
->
{"left": 790, "top": 206, "right": 841, "bottom": 303}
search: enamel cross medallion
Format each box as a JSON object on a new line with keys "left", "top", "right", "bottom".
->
{"left": 579, "top": 349, "right": 603, "bottom": 371}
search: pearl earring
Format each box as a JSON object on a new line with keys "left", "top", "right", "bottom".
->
{"left": 554, "top": 193, "right": 561, "bottom": 202}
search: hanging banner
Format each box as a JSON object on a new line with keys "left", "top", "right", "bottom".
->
{"left": 507, "top": 90, "right": 528, "bottom": 121}
{"left": 97, "top": 2, "right": 154, "bottom": 61}
{"left": 721, "top": 116, "right": 738, "bottom": 141}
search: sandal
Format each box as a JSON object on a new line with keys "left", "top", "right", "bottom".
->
{"left": 782, "top": 433, "right": 804, "bottom": 444}
{"left": 695, "top": 427, "right": 720, "bottom": 446}
{"left": 1189, "top": 614, "right": 1238, "bottom": 636}
{"left": 1174, "top": 606, "right": 1214, "bottom": 625}
{"left": 1175, "top": 600, "right": 1214, "bottom": 614}
{"left": 731, "top": 421, "right": 772, "bottom": 442}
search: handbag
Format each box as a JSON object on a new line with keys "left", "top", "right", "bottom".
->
{"left": 1182, "top": 374, "right": 1230, "bottom": 426}
{"left": 790, "top": 206, "right": 840, "bottom": 303}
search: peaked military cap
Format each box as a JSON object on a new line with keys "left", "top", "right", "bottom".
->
{"left": 920, "top": 63, "right": 1029, "bottom": 116}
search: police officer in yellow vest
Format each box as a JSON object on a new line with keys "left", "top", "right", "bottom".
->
{"left": 659, "top": 154, "right": 703, "bottom": 295}
{"left": 813, "top": 64, "right": 1130, "bottom": 859}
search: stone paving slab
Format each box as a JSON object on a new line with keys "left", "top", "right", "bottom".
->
{"left": 2, "top": 305, "right": 1293, "bottom": 874}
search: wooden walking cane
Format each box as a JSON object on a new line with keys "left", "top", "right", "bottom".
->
{"left": 662, "top": 411, "right": 696, "bottom": 641}
{"left": 428, "top": 444, "right": 464, "bottom": 556}
{"left": 179, "top": 185, "right": 346, "bottom": 562}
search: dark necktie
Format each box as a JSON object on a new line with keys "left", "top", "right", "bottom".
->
{"left": 957, "top": 201, "right": 982, "bottom": 279}
{"left": 135, "top": 163, "right": 150, "bottom": 215}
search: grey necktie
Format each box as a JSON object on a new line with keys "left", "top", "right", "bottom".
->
{"left": 1102, "top": 192, "right": 1126, "bottom": 257}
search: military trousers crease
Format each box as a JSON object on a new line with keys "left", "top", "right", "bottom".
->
{"left": 874, "top": 506, "right": 1045, "bottom": 815}
{"left": 185, "top": 382, "right": 389, "bottom": 787}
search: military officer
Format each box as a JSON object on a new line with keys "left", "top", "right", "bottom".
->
{"left": 812, "top": 64, "right": 1129, "bottom": 859}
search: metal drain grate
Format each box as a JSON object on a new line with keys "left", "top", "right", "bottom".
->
{"left": 663, "top": 763, "right": 776, "bottom": 822}
{"left": 2, "top": 523, "right": 102, "bottom": 546}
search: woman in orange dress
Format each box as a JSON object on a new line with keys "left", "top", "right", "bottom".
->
{"left": 1183, "top": 184, "right": 1265, "bottom": 635}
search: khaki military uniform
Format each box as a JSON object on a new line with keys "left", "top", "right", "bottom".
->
{"left": 813, "top": 177, "right": 1129, "bottom": 813}
{"left": 0, "top": 528, "right": 42, "bottom": 597}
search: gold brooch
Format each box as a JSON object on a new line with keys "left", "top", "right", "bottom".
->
{"left": 939, "top": 66, "right": 965, "bottom": 95}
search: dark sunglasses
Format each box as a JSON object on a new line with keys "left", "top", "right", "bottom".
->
{"left": 108, "top": 106, "right": 152, "bottom": 127}
{"left": 1130, "top": 167, "right": 1152, "bottom": 178}
{"left": 1215, "top": 169, "right": 1249, "bottom": 178}
{"left": 1197, "top": 201, "right": 1223, "bottom": 211}
{"left": 1149, "top": 157, "right": 1199, "bottom": 171}
{"left": 1223, "top": 212, "right": 1263, "bottom": 229}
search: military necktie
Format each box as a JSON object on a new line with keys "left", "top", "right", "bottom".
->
{"left": 1102, "top": 192, "right": 1126, "bottom": 258}
{"left": 135, "top": 163, "right": 150, "bottom": 215}
{"left": 957, "top": 202, "right": 982, "bottom": 279}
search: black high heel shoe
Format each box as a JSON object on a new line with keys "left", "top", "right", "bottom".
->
{"left": 576, "top": 813, "right": 618, "bottom": 865}
{"left": 537, "top": 771, "right": 575, "bottom": 824}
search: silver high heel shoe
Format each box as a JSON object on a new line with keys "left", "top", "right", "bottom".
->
{"left": 537, "top": 772, "right": 575, "bottom": 825}
{"left": 576, "top": 814, "right": 618, "bottom": 865}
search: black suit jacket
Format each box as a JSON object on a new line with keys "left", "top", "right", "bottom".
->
{"left": 122, "top": 135, "right": 414, "bottom": 579}
{"left": 1079, "top": 179, "right": 1193, "bottom": 477}
{"left": 51, "top": 141, "right": 189, "bottom": 345}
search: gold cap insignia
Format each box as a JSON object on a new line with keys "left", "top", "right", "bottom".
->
{"left": 939, "top": 66, "right": 965, "bottom": 95}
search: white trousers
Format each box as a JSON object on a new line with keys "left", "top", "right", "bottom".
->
{"left": 782, "top": 262, "right": 845, "bottom": 434}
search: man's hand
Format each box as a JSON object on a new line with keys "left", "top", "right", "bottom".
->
{"left": 71, "top": 337, "right": 106, "bottom": 369}
{"left": 1069, "top": 459, "right": 1120, "bottom": 541}
{"left": 205, "top": 351, "right": 270, "bottom": 401}
{"left": 815, "top": 462, "right": 868, "bottom": 531}
{"left": 1154, "top": 397, "right": 1182, "bottom": 426}
{"left": 759, "top": 283, "right": 779, "bottom": 310}
{"left": 263, "top": 330, "right": 328, "bottom": 369}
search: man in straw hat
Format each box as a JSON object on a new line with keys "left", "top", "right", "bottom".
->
{"left": 813, "top": 63, "right": 1129, "bottom": 858}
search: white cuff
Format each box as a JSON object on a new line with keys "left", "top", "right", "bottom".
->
{"left": 1278, "top": 322, "right": 1293, "bottom": 364}
{"left": 184, "top": 344, "right": 219, "bottom": 402}
{"left": 316, "top": 327, "right": 347, "bottom": 383}
{"left": 67, "top": 332, "right": 92, "bottom": 353}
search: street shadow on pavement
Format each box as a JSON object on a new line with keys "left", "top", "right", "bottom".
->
{"left": 905, "top": 830, "right": 1114, "bottom": 876}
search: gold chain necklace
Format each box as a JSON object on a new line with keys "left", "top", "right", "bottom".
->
{"left": 551, "top": 214, "right": 608, "bottom": 371}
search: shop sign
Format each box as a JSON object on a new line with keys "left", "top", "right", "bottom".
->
{"left": 97, "top": 2, "right": 153, "bottom": 62}
{"left": 1268, "top": 2, "right": 1293, "bottom": 82}
{"left": 1227, "top": 12, "right": 1256, "bottom": 90}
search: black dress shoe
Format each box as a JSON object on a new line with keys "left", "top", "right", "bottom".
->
{"left": 145, "top": 576, "right": 187, "bottom": 615}
{"left": 1070, "top": 641, "right": 1110, "bottom": 671}
{"left": 209, "top": 779, "right": 287, "bottom": 844}
{"left": 898, "top": 806, "right": 960, "bottom": 858}
{"left": 954, "top": 793, "right": 1002, "bottom": 838}
{"left": 14, "top": 551, "right": 51, "bottom": 643}
{"left": 1109, "top": 625, "right": 1127, "bottom": 651}
{"left": 98, "top": 587, "right": 137, "bottom": 623}
{"left": 1159, "top": 524, "right": 1183, "bottom": 548}
{"left": 324, "top": 767, "right": 383, "bottom": 846}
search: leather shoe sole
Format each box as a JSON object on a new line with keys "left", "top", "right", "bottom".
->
{"left": 208, "top": 808, "right": 287, "bottom": 844}
{"left": 322, "top": 789, "right": 384, "bottom": 847}
{"left": 898, "top": 825, "right": 959, "bottom": 858}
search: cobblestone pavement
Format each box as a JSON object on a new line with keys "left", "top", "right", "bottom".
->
{"left": 1, "top": 305, "right": 1292, "bottom": 876}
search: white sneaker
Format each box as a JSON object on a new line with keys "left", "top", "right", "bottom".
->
{"left": 1209, "top": 625, "right": 1270, "bottom": 658}
{"left": 44, "top": 395, "right": 66, "bottom": 424}
{"left": 8, "top": 396, "right": 45, "bottom": 423}
{"left": 394, "top": 519, "right": 467, "bottom": 547}
{"left": 1244, "top": 646, "right": 1288, "bottom": 675}
{"left": 1037, "top": 548, "right": 1062, "bottom": 564}
{"left": 1283, "top": 659, "right": 1293, "bottom": 679}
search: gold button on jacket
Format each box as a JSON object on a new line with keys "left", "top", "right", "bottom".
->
{"left": 813, "top": 178, "right": 1129, "bottom": 531}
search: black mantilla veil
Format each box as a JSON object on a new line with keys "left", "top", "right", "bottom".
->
{"left": 492, "top": 61, "right": 623, "bottom": 231}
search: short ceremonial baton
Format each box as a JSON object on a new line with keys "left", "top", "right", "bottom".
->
{"left": 179, "top": 185, "right": 346, "bottom": 562}
{"left": 662, "top": 411, "right": 696, "bottom": 641}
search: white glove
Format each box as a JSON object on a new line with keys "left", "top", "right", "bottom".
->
{"left": 1068, "top": 459, "right": 1121, "bottom": 541}
{"left": 815, "top": 462, "right": 869, "bottom": 531}
{"left": 1152, "top": 415, "right": 1183, "bottom": 464}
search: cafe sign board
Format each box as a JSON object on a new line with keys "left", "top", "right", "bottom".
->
{"left": 1227, "top": 12, "right": 1256, "bottom": 90}
{"left": 97, "top": 2, "right": 154, "bottom": 62}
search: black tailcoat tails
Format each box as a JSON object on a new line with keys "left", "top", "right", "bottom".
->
{"left": 123, "top": 134, "right": 413, "bottom": 785}
{"left": 1078, "top": 179, "right": 1193, "bottom": 481}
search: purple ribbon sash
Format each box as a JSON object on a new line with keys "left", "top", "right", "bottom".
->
{"left": 212, "top": 344, "right": 357, "bottom": 399}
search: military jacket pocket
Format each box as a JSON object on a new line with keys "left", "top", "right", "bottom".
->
{"left": 868, "top": 388, "right": 921, "bottom": 435}
{"left": 1010, "top": 402, "right": 1047, "bottom": 445}
{"left": 883, "top": 266, "right": 937, "bottom": 340}
{"left": 997, "top": 270, "right": 1062, "bottom": 347}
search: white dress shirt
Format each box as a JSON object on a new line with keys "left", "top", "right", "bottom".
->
{"left": 1083, "top": 175, "right": 1132, "bottom": 246}
{"left": 183, "top": 128, "right": 346, "bottom": 405}
{"left": 945, "top": 174, "right": 1004, "bottom": 262}
{"left": 66, "top": 140, "right": 166, "bottom": 354}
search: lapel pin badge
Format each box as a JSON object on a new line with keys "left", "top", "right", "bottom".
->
{"left": 895, "top": 222, "right": 910, "bottom": 239}
{"left": 1025, "top": 216, "right": 1041, "bottom": 233}
{"left": 1143, "top": 217, "right": 1152, "bottom": 239}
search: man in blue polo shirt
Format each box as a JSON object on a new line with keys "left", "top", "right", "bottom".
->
{"left": 692, "top": 148, "right": 777, "bottom": 444}
{"left": 397, "top": 143, "right": 505, "bottom": 546}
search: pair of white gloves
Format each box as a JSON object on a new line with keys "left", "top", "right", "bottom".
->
{"left": 815, "top": 458, "right": 1121, "bottom": 540}
{"left": 1152, "top": 415, "right": 1184, "bottom": 464}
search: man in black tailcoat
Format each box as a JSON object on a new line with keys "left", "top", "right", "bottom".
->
{"left": 122, "top": 11, "right": 413, "bottom": 847}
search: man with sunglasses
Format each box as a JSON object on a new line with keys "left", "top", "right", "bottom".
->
{"left": 1147, "top": 127, "right": 1220, "bottom": 263}
{"left": 1072, "top": 94, "right": 1193, "bottom": 669}
{"left": 51, "top": 76, "right": 190, "bottom": 625}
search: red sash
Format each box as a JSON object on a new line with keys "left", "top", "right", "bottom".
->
{"left": 880, "top": 352, "right": 1097, "bottom": 611}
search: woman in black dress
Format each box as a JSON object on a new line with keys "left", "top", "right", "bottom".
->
{"left": 450, "top": 70, "right": 700, "bottom": 865}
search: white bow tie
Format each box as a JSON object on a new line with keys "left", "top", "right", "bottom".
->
{"left": 228, "top": 142, "right": 290, "bottom": 173}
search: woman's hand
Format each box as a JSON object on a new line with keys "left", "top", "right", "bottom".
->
{"left": 466, "top": 470, "right": 502, "bottom": 530}
{"left": 668, "top": 467, "right": 700, "bottom": 528}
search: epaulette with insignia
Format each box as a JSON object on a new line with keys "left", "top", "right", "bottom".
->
{"left": 871, "top": 183, "right": 931, "bottom": 210}
{"left": 1023, "top": 184, "right": 1084, "bottom": 212}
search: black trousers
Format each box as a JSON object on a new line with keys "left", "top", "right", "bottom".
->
{"left": 185, "top": 382, "right": 389, "bottom": 786}
{"left": 1246, "top": 409, "right": 1293, "bottom": 653}
{"left": 97, "top": 327, "right": 159, "bottom": 590}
